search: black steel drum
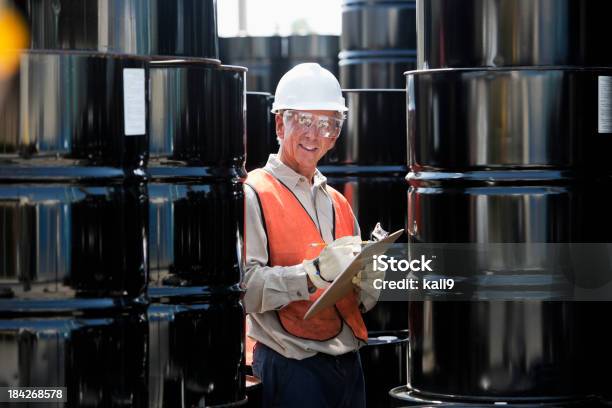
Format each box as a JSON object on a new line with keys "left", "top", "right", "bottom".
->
{"left": 220, "top": 35, "right": 340, "bottom": 92}
{"left": 0, "top": 313, "right": 147, "bottom": 407}
{"left": 219, "top": 36, "right": 286, "bottom": 92}
{"left": 0, "top": 51, "right": 149, "bottom": 178}
{"left": 246, "top": 92, "right": 276, "bottom": 171}
{"left": 20, "top": 0, "right": 219, "bottom": 59}
{"left": 322, "top": 89, "right": 407, "bottom": 167}
{"left": 0, "top": 183, "right": 147, "bottom": 313}
{"left": 220, "top": 36, "right": 283, "bottom": 67}
{"left": 362, "top": 302, "right": 408, "bottom": 334}
{"left": 417, "top": 0, "right": 612, "bottom": 69}
{"left": 286, "top": 35, "right": 339, "bottom": 78}
{"left": 148, "top": 295, "right": 246, "bottom": 407}
{"left": 340, "top": 57, "right": 416, "bottom": 89}
{"left": 147, "top": 179, "right": 244, "bottom": 295}
{"left": 360, "top": 333, "right": 409, "bottom": 408}
{"left": 341, "top": 1, "right": 416, "bottom": 53}
{"left": 149, "top": 60, "right": 245, "bottom": 170}
{"left": 340, "top": 0, "right": 417, "bottom": 88}
{"left": 408, "top": 68, "right": 612, "bottom": 173}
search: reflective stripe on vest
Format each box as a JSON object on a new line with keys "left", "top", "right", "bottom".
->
{"left": 246, "top": 168, "right": 368, "bottom": 342}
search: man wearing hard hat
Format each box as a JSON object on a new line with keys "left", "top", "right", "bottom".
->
{"left": 243, "top": 63, "right": 375, "bottom": 407}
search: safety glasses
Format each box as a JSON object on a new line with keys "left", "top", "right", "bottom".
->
{"left": 282, "top": 110, "right": 345, "bottom": 139}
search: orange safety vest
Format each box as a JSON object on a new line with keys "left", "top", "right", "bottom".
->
{"left": 246, "top": 168, "right": 368, "bottom": 342}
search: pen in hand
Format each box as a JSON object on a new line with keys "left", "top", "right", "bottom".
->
{"left": 309, "top": 241, "right": 370, "bottom": 247}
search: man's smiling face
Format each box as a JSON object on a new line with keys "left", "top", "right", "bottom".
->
{"left": 276, "top": 110, "right": 339, "bottom": 176}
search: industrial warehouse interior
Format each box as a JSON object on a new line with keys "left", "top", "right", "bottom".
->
{"left": 1, "top": 0, "right": 612, "bottom": 407}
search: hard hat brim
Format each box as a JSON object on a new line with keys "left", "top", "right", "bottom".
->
{"left": 271, "top": 101, "right": 348, "bottom": 113}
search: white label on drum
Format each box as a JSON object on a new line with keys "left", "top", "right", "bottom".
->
{"left": 598, "top": 76, "right": 612, "bottom": 133}
{"left": 123, "top": 68, "right": 146, "bottom": 136}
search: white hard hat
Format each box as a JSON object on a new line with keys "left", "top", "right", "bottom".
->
{"left": 271, "top": 63, "right": 347, "bottom": 113}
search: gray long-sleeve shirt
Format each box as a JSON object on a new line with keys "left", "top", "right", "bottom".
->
{"left": 243, "top": 154, "right": 376, "bottom": 360}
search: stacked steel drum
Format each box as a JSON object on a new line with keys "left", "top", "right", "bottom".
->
{"left": 148, "top": 59, "right": 247, "bottom": 407}
{"left": 245, "top": 92, "right": 276, "bottom": 171}
{"left": 0, "top": 50, "right": 149, "bottom": 407}
{"left": 396, "top": 0, "right": 612, "bottom": 405}
{"left": 339, "top": 0, "right": 417, "bottom": 88}
{"left": 336, "top": 2, "right": 417, "bottom": 402}
{"left": 0, "top": 2, "right": 150, "bottom": 405}
{"left": 319, "top": 89, "right": 409, "bottom": 408}
{"left": 1, "top": 0, "right": 248, "bottom": 406}
{"left": 220, "top": 35, "right": 340, "bottom": 92}
{"left": 220, "top": 36, "right": 286, "bottom": 93}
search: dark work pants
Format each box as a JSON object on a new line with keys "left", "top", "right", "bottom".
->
{"left": 252, "top": 342, "right": 366, "bottom": 408}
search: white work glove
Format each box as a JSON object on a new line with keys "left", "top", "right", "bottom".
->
{"left": 351, "top": 262, "right": 383, "bottom": 287}
{"left": 354, "top": 222, "right": 388, "bottom": 288}
{"left": 352, "top": 260, "right": 383, "bottom": 300}
{"left": 303, "top": 236, "right": 362, "bottom": 289}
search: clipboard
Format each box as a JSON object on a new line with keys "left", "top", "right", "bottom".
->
{"left": 304, "top": 229, "right": 404, "bottom": 320}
